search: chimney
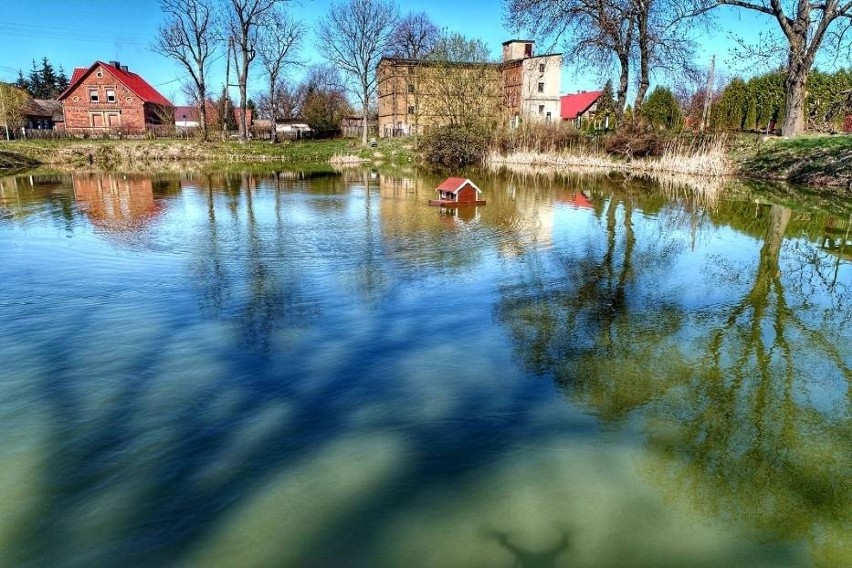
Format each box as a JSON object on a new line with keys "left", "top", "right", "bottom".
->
{"left": 110, "top": 60, "right": 121, "bottom": 68}
{"left": 121, "top": 65, "right": 129, "bottom": 72}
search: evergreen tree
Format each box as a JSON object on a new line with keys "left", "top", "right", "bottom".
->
{"left": 14, "top": 70, "right": 29, "bottom": 93}
{"left": 27, "top": 60, "right": 43, "bottom": 99}
{"left": 215, "top": 90, "right": 238, "bottom": 132}
{"left": 640, "top": 86, "right": 683, "bottom": 130}
{"left": 16, "top": 58, "right": 69, "bottom": 98}
{"left": 597, "top": 80, "right": 617, "bottom": 129}
{"left": 39, "top": 57, "right": 58, "bottom": 98}
{"left": 56, "top": 66, "right": 69, "bottom": 94}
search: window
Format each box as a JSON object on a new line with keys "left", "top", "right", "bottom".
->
{"left": 408, "top": 105, "right": 415, "bottom": 114}
{"left": 524, "top": 43, "right": 532, "bottom": 57}
{"left": 408, "top": 83, "right": 415, "bottom": 94}
{"left": 538, "top": 105, "right": 545, "bottom": 114}
{"left": 538, "top": 63, "right": 545, "bottom": 73}
{"left": 537, "top": 82, "right": 544, "bottom": 93}
{"left": 106, "top": 89, "right": 116, "bottom": 103}
{"left": 546, "top": 112, "right": 552, "bottom": 122}
{"left": 89, "top": 88, "right": 99, "bottom": 103}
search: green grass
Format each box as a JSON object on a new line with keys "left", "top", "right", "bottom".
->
{"left": 735, "top": 134, "right": 852, "bottom": 189}
{"left": 0, "top": 149, "right": 39, "bottom": 171}
{"left": 0, "top": 136, "right": 416, "bottom": 170}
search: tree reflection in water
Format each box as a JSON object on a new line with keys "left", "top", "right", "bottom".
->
{"left": 1, "top": 170, "right": 848, "bottom": 567}
{"left": 498, "top": 193, "right": 850, "bottom": 565}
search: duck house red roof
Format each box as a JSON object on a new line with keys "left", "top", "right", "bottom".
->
{"left": 429, "top": 178, "right": 486, "bottom": 207}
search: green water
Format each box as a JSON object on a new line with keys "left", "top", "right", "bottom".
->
{"left": 0, "top": 169, "right": 849, "bottom": 567}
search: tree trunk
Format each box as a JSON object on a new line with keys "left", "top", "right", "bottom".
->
{"left": 269, "top": 80, "right": 277, "bottom": 143}
{"left": 616, "top": 54, "right": 630, "bottom": 120}
{"left": 199, "top": 81, "right": 208, "bottom": 141}
{"left": 239, "top": 50, "right": 249, "bottom": 143}
{"left": 361, "top": 86, "right": 369, "bottom": 146}
{"left": 633, "top": 2, "right": 650, "bottom": 113}
{"left": 782, "top": 54, "right": 809, "bottom": 137}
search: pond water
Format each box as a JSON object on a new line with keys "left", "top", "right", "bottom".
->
{"left": 0, "top": 169, "right": 849, "bottom": 568}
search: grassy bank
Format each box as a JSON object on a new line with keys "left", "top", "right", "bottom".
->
{"left": 733, "top": 135, "right": 852, "bottom": 190}
{"left": 0, "top": 149, "right": 39, "bottom": 171}
{"left": 0, "top": 137, "right": 415, "bottom": 171}
{"left": 2, "top": 133, "right": 850, "bottom": 194}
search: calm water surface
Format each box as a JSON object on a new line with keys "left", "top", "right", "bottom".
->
{"left": 0, "top": 169, "right": 849, "bottom": 568}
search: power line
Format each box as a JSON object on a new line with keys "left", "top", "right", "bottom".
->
{"left": 0, "top": 22, "right": 151, "bottom": 42}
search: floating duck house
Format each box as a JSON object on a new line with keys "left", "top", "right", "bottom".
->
{"left": 429, "top": 177, "right": 486, "bottom": 206}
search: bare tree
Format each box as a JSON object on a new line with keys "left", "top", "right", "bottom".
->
{"left": 257, "top": 5, "right": 302, "bottom": 142}
{"left": 300, "top": 65, "right": 354, "bottom": 133}
{"left": 632, "top": 0, "right": 700, "bottom": 112}
{"left": 709, "top": 0, "right": 852, "bottom": 136}
{"left": 257, "top": 80, "right": 304, "bottom": 127}
{"left": 153, "top": 0, "right": 217, "bottom": 141}
{"left": 316, "top": 0, "right": 399, "bottom": 146}
{"left": 388, "top": 11, "right": 441, "bottom": 59}
{"left": 504, "top": 0, "right": 636, "bottom": 118}
{"left": 225, "top": 0, "right": 290, "bottom": 142}
{"left": 421, "top": 32, "right": 504, "bottom": 129}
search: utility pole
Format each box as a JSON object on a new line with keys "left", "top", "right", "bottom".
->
{"left": 701, "top": 55, "right": 715, "bottom": 133}
{"left": 223, "top": 36, "right": 233, "bottom": 142}
{"left": 0, "top": 87, "right": 10, "bottom": 141}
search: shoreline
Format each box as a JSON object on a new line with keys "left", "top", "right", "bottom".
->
{"left": 1, "top": 136, "right": 849, "bottom": 194}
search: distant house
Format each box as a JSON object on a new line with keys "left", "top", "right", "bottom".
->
{"left": 561, "top": 90, "right": 604, "bottom": 128}
{"left": 429, "top": 177, "right": 486, "bottom": 206}
{"left": 22, "top": 99, "right": 64, "bottom": 130}
{"left": 58, "top": 61, "right": 174, "bottom": 134}
{"left": 173, "top": 102, "right": 252, "bottom": 130}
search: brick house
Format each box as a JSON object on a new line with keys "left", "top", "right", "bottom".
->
{"left": 58, "top": 61, "right": 173, "bottom": 134}
{"left": 377, "top": 40, "right": 562, "bottom": 137}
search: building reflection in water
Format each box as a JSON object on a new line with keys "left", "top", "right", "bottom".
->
{"left": 72, "top": 174, "right": 164, "bottom": 236}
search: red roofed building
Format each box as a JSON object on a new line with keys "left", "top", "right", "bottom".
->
{"left": 58, "top": 61, "right": 174, "bottom": 134}
{"left": 429, "top": 177, "right": 486, "bottom": 206}
{"left": 560, "top": 90, "right": 604, "bottom": 127}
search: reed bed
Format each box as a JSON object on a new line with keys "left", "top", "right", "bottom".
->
{"left": 328, "top": 154, "right": 371, "bottom": 166}
{"left": 487, "top": 135, "right": 731, "bottom": 178}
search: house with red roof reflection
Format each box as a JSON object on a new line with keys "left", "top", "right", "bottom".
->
{"left": 58, "top": 61, "right": 174, "bottom": 134}
{"left": 560, "top": 90, "right": 604, "bottom": 128}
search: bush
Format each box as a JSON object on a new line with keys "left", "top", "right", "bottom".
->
{"left": 420, "top": 125, "right": 489, "bottom": 168}
{"left": 640, "top": 86, "right": 684, "bottom": 131}
{"left": 604, "top": 123, "right": 666, "bottom": 158}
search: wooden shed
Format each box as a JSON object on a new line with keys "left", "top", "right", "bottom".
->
{"left": 429, "top": 177, "right": 486, "bottom": 206}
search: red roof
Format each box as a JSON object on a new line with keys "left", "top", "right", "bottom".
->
{"left": 70, "top": 68, "right": 87, "bottom": 85}
{"left": 59, "top": 61, "right": 173, "bottom": 107}
{"left": 436, "top": 177, "right": 482, "bottom": 194}
{"left": 560, "top": 90, "right": 603, "bottom": 120}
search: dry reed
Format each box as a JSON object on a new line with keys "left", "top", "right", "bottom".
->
{"left": 487, "top": 135, "right": 731, "bottom": 178}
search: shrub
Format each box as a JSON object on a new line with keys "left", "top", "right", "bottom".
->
{"left": 604, "top": 123, "right": 666, "bottom": 158}
{"left": 420, "top": 125, "right": 489, "bottom": 168}
{"left": 641, "top": 86, "right": 683, "bottom": 131}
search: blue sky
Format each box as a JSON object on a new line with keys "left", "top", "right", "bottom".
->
{"left": 0, "top": 0, "right": 797, "bottom": 105}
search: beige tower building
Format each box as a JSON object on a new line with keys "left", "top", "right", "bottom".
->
{"left": 377, "top": 39, "right": 563, "bottom": 137}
